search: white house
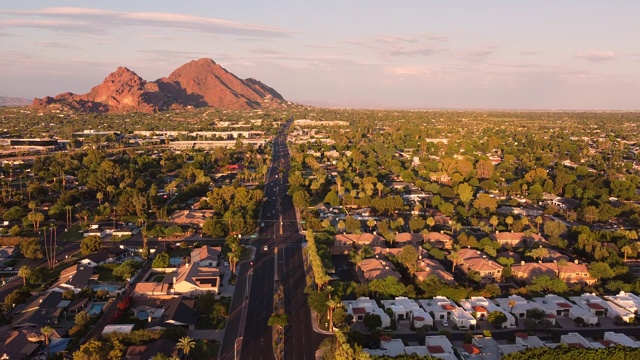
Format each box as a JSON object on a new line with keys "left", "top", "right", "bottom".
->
{"left": 604, "top": 291, "right": 640, "bottom": 315}
{"left": 495, "top": 295, "right": 536, "bottom": 320}
{"left": 418, "top": 296, "right": 458, "bottom": 322}
{"left": 459, "top": 296, "right": 516, "bottom": 328}
{"left": 343, "top": 297, "right": 391, "bottom": 328}
{"left": 424, "top": 335, "right": 456, "bottom": 360}
{"left": 560, "top": 332, "right": 604, "bottom": 349}
{"left": 603, "top": 332, "right": 640, "bottom": 348}
{"left": 450, "top": 307, "right": 477, "bottom": 330}
{"left": 570, "top": 293, "right": 635, "bottom": 323}
{"left": 380, "top": 297, "right": 432, "bottom": 327}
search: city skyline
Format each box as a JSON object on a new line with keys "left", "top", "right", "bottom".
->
{"left": 1, "top": 1, "right": 639, "bottom": 110}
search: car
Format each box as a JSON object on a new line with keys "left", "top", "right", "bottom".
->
{"left": 442, "top": 320, "right": 448, "bottom": 327}
{"left": 263, "top": 245, "right": 268, "bottom": 251}
{"left": 223, "top": 261, "right": 229, "bottom": 267}
{"left": 5, "top": 267, "right": 13, "bottom": 271}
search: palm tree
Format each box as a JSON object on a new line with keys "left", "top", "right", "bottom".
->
{"left": 96, "top": 191, "right": 104, "bottom": 204}
{"left": 490, "top": 215, "right": 499, "bottom": 232}
{"left": 18, "top": 265, "right": 31, "bottom": 286}
{"left": 427, "top": 217, "right": 436, "bottom": 231}
{"left": 535, "top": 216, "right": 543, "bottom": 233}
{"left": 508, "top": 299, "right": 516, "bottom": 313}
{"left": 327, "top": 295, "right": 341, "bottom": 332}
{"left": 621, "top": 245, "right": 634, "bottom": 262}
{"left": 447, "top": 250, "right": 461, "bottom": 273}
{"left": 505, "top": 216, "right": 514, "bottom": 231}
{"left": 176, "top": 336, "right": 196, "bottom": 359}
{"left": 41, "top": 326, "right": 54, "bottom": 359}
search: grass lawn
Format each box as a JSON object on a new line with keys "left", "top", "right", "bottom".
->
{"left": 95, "top": 264, "right": 118, "bottom": 281}
{"left": 59, "top": 229, "right": 83, "bottom": 242}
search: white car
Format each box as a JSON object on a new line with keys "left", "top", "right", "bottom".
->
{"left": 223, "top": 261, "right": 229, "bottom": 267}
{"left": 442, "top": 320, "right": 448, "bottom": 327}
{"left": 263, "top": 245, "right": 268, "bottom": 251}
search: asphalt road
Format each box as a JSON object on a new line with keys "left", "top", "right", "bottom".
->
{"left": 224, "top": 118, "right": 326, "bottom": 360}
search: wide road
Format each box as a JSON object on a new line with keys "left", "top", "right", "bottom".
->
{"left": 233, "top": 118, "right": 326, "bottom": 360}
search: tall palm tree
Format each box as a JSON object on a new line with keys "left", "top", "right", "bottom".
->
{"left": 41, "top": 326, "right": 54, "bottom": 360}
{"left": 18, "top": 265, "right": 31, "bottom": 286}
{"left": 176, "top": 336, "right": 196, "bottom": 359}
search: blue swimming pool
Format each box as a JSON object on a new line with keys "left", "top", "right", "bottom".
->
{"left": 136, "top": 310, "right": 149, "bottom": 320}
{"left": 88, "top": 303, "right": 105, "bottom": 316}
{"left": 170, "top": 257, "right": 182, "bottom": 266}
{"left": 91, "top": 284, "right": 121, "bottom": 292}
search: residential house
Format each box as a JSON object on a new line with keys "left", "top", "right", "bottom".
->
{"left": 190, "top": 246, "right": 221, "bottom": 267}
{"left": 0, "top": 329, "right": 59, "bottom": 360}
{"left": 602, "top": 332, "right": 640, "bottom": 348}
{"left": 170, "top": 263, "right": 221, "bottom": 295}
{"left": 450, "top": 307, "right": 477, "bottom": 330}
{"left": 570, "top": 293, "right": 635, "bottom": 323}
{"left": 394, "top": 232, "right": 423, "bottom": 248}
{"left": 414, "top": 258, "right": 455, "bottom": 284}
{"left": 79, "top": 248, "right": 128, "bottom": 267}
{"left": 12, "top": 291, "right": 66, "bottom": 329}
{"left": 424, "top": 335, "right": 457, "bottom": 360}
{"left": 560, "top": 332, "right": 605, "bottom": 349}
{"left": 169, "top": 209, "right": 216, "bottom": 228}
{"left": 604, "top": 291, "right": 640, "bottom": 315}
{"left": 514, "top": 332, "right": 546, "bottom": 349}
{"left": 457, "top": 249, "right": 503, "bottom": 282}
{"left": 532, "top": 294, "right": 598, "bottom": 325}
{"left": 133, "top": 296, "right": 197, "bottom": 330}
{"left": 0, "top": 246, "right": 18, "bottom": 266}
{"left": 418, "top": 296, "right": 459, "bottom": 322}
{"left": 57, "top": 264, "right": 97, "bottom": 293}
{"left": 126, "top": 339, "right": 178, "bottom": 360}
{"left": 511, "top": 261, "right": 558, "bottom": 281}
{"left": 343, "top": 297, "right": 391, "bottom": 328}
{"left": 365, "top": 337, "right": 406, "bottom": 357}
{"left": 334, "top": 233, "right": 385, "bottom": 251}
{"left": 423, "top": 232, "right": 453, "bottom": 249}
{"left": 559, "top": 261, "right": 597, "bottom": 285}
{"left": 380, "top": 297, "right": 432, "bottom": 327}
{"left": 133, "top": 282, "right": 172, "bottom": 298}
{"left": 355, "top": 258, "right": 401, "bottom": 283}
{"left": 490, "top": 232, "right": 546, "bottom": 248}
{"left": 459, "top": 296, "right": 516, "bottom": 328}
{"left": 495, "top": 295, "right": 537, "bottom": 321}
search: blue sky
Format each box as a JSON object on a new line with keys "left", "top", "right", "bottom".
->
{"left": 1, "top": 1, "right": 639, "bottom": 110}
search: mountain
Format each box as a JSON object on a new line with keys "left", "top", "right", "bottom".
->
{"left": 32, "top": 58, "right": 286, "bottom": 113}
{"left": 0, "top": 96, "right": 31, "bottom": 107}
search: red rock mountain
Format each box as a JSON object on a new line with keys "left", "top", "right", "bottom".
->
{"left": 32, "top": 58, "right": 285, "bottom": 113}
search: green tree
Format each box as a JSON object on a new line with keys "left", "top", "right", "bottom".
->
{"left": 202, "top": 217, "right": 228, "bottom": 238}
{"left": 588, "top": 262, "right": 615, "bottom": 279}
{"left": 268, "top": 313, "right": 289, "bottom": 328}
{"left": 292, "top": 190, "right": 311, "bottom": 209}
{"left": 487, "top": 310, "right": 508, "bottom": 328}
{"left": 152, "top": 252, "right": 171, "bottom": 268}
{"left": 176, "top": 336, "right": 196, "bottom": 359}
{"left": 80, "top": 235, "right": 103, "bottom": 255}
{"left": 457, "top": 182, "right": 474, "bottom": 209}
{"left": 363, "top": 313, "right": 382, "bottom": 331}
{"left": 396, "top": 245, "right": 419, "bottom": 274}
{"left": 19, "top": 237, "right": 43, "bottom": 259}
{"left": 18, "top": 265, "right": 31, "bottom": 286}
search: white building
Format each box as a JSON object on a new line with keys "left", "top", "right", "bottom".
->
{"left": 604, "top": 291, "right": 640, "bottom": 315}
{"left": 424, "top": 335, "right": 456, "bottom": 360}
{"left": 531, "top": 294, "right": 574, "bottom": 324}
{"left": 560, "top": 332, "right": 604, "bottom": 349}
{"left": 603, "top": 332, "right": 640, "bottom": 348}
{"left": 459, "top": 296, "right": 516, "bottom": 328}
{"left": 570, "top": 293, "right": 635, "bottom": 323}
{"left": 450, "top": 307, "right": 477, "bottom": 330}
{"left": 343, "top": 297, "right": 391, "bottom": 328}
{"left": 418, "top": 296, "right": 458, "bottom": 322}
{"left": 514, "top": 332, "right": 546, "bottom": 349}
{"left": 495, "top": 295, "right": 536, "bottom": 320}
{"left": 380, "top": 297, "right": 431, "bottom": 327}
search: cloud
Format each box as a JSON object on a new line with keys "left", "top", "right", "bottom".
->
{"left": 0, "top": 7, "right": 293, "bottom": 38}
{"left": 387, "top": 46, "right": 439, "bottom": 57}
{"left": 520, "top": 50, "right": 539, "bottom": 55}
{"left": 575, "top": 50, "right": 617, "bottom": 61}
{"left": 34, "top": 41, "right": 77, "bottom": 49}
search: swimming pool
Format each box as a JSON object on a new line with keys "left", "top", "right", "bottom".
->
{"left": 91, "top": 284, "right": 122, "bottom": 292}
{"left": 136, "top": 310, "right": 149, "bottom": 320}
{"left": 170, "top": 257, "right": 182, "bottom": 266}
{"left": 88, "top": 303, "right": 105, "bottom": 316}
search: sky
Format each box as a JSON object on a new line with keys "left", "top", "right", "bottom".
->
{"left": 1, "top": 1, "right": 639, "bottom": 110}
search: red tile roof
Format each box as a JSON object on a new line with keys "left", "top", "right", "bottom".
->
{"left": 441, "top": 304, "right": 455, "bottom": 311}
{"left": 515, "top": 332, "right": 528, "bottom": 339}
{"left": 473, "top": 305, "right": 488, "bottom": 313}
{"left": 380, "top": 335, "right": 392, "bottom": 342}
{"left": 462, "top": 344, "right": 481, "bottom": 355}
{"left": 353, "top": 307, "right": 367, "bottom": 315}
{"left": 557, "top": 302, "right": 572, "bottom": 309}
{"left": 587, "top": 303, "right": 605, "bottom": 310}
{"left": 427, "top": 345, "right": 445, "bottom": 354}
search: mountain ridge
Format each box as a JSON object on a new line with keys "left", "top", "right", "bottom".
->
{"left": 31, "top": 59, "right": 286, "bottom": 113}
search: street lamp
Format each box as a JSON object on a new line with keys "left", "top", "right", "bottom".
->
{"left": 234, "top": 337, "right": 243, "bottom": 360}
